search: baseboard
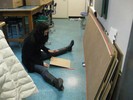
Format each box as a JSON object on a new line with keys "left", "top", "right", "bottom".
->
{"left": 69, "top": 16, "right": 84, "bottom": 18}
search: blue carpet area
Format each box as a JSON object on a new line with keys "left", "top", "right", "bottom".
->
{"left": 10, "top": 19, "right": 86, "bottom": 100}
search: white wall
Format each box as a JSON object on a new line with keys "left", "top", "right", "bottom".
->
{"left": 53, "top": 0, "right": 87, "bottom": 18}
{"left": 53, "top": 0, "right": 68, "bottom": 18}
{"left": 68, "top": 0, "right": 86, "bottom": 16}
{"left": 97, "top": 0, "right": 133, "bottom": 71}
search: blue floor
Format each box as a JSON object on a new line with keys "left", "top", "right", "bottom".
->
{"left": 10, "top": 19, "right": 86, "bottom": 100}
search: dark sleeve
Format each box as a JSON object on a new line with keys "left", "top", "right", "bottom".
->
{"left": 30, "top": 53, "right": 44, "bottom": 66}
{"left": 23, "top": 40, "right": 44, "bottom": 66}
{"left": 41, "top": 45, "right": 50, "bottom": 54}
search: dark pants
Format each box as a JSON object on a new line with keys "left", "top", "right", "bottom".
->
{"left": 34, "top": 64, "right": 55, "bottom": 85}
{"left": 34, "top": 46, "right": 69, "bottom": 85}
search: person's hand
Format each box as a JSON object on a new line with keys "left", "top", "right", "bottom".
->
{"left": 43, "top": 62, "right": 49, "bottom": 68}
{"left": 48, "top": 50, "right": 59, "bottom": 53}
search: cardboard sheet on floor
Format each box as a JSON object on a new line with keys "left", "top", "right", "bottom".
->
{"left": 50, "top": 57, "right": 71, "bottom": 68}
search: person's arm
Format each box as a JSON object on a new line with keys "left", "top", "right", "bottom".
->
{"left": 48, "top": 49, "right": 59, "bottom": 53}
{"left": 24, "top": 41, "right": 44, "bottom": 66}
{"left": 30, "top": 53, "right": 49, "bottom": 67}
{"left": 30, "top": 54, "right": 44, "bottom": 66}
{"left": 41, "top": 45, "right": 50, "bottom": 54}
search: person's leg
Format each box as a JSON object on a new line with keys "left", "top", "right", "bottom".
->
{"left": 41, "top": 40, "right": 74, "bottom": 60}
{"left": 51, "top": 40, "right": 74, "bottom": 57}
{"left": 34, "top": 64, "right": 64, "bottom": 91}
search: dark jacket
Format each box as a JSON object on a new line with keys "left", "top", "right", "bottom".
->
{"left": 22, "top": 34, "right": 50, "bottom": 72}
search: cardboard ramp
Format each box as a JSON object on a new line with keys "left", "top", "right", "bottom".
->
{"left": 50, "top": 57, "right": 71, "bottom": 68}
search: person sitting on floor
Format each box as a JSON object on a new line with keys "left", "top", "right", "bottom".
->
{"left": 22, "top": 22, "right": 74, "bottom": 91}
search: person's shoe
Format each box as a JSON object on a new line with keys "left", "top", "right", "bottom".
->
{"left": 68, "top": 40, "right": 74, "bottom": 51}
{"left": 54, "top": 78, "right": 64, "bottom": 91}
{"left": 59, "top": 85, "right": 64, "bottom": 91}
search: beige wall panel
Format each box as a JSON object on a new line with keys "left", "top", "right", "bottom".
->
{"left": 83, "top": 12, "right": 115, "bottom": 100}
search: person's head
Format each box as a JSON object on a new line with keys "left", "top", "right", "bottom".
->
{"left": 31, "top": 22, "right": 49, "bottom": 44}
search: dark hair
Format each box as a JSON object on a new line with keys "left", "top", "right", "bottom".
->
{"left": 30, "top": 22, "right": 49, "bottom": 44}
{"left": 34, "top": 22, "right": 49, "bottom": 35}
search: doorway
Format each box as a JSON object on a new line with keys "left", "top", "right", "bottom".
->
{"left": 53, "top": 0, "right": 68, "bottom": 18}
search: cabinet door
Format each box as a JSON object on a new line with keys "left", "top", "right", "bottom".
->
{"left": 68, "top": 0, "right": 86, "bottom": 17}
{"left": 53, "top": 0, "right": 68, "bottom": 18}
